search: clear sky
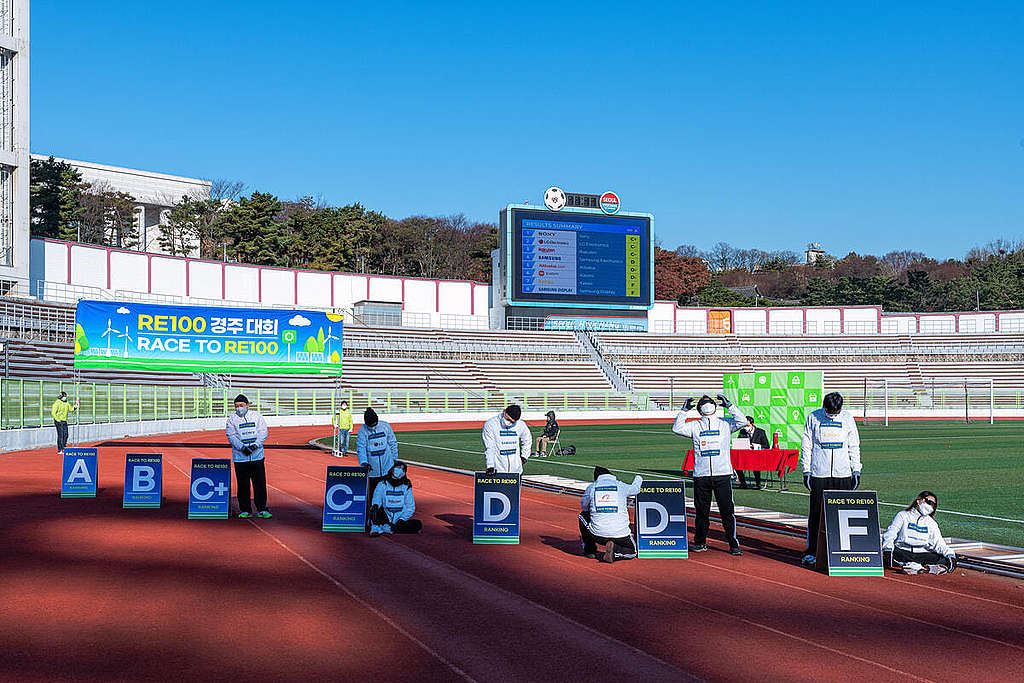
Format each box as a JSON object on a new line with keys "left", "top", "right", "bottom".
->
{"left": 32, "top": 2, "right": 1024, "bottom": 260}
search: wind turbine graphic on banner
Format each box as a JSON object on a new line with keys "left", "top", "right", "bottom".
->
{"left": 324, "top": 325, "right": 340, "bottom": 359}
{"left": 118, "top": 325, "right": 133, "bottom": 356}
{"left": 101, "top": 318, "right": 118, "bottom": 356}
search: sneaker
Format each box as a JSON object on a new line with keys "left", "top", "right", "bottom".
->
{"left": 238, "top": 512, "right": 253, "bottom": 519}
{"left": 729, "top": 546, "right": 743, "bottom": 556}
{"left": 691, "top": 543, "right": 708, "bottom": 552}
{"left": 901, "top": 562, "right": 924, "bottom": 575}
{"left": 584, "top": 552, "right": 597, "bottom": 559}
{"left": 800, "top": 554, "right": 816, "bottom": 567}
{"left": 603, "top": 543, "right": 616, "bottom": 564}
{"left": 928, "top": 564, "right": 948, "bottom": 575}
{"left": 369, "top": 531, "right": 381, "bottom": 538}
{"left": 257, "top": 510, "right": 273, "bottom": 519}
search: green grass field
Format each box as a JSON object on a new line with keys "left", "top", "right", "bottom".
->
{"left": 321, "top": 420, "right": 1024, "bottom": 548}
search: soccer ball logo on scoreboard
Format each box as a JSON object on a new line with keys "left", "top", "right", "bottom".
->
{"left": 544, "top": 186, "right": 566, "bottom": 211}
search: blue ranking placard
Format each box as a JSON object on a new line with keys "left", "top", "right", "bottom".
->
{"left": 188, "top": 458, "right": 232, "bottom": 519}
{"left": 123, "top": 453, "right": 163, "bottom": 508}
{"left": 61, "top": 447, "right": 98, "bottom": 498}
{"left": 636, "top": 479, "right": 688, "bottom": 558}
{"left": 473, "top": 472, "right": 521, "bottom": 544}
{"left": 322, "top": 466, "right": 369, "bottom": 531}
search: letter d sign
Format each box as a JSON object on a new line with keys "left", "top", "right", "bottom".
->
{"left": 483, "top": 492, "right": 511, "bottom": 522}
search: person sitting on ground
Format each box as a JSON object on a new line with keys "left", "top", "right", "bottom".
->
{"left": 368, "top": 461, "right": 422, "bottom": 537}
{"left": 534, "top": 411, "right": 560, "bottom": 457}
{"left": 579, "top": 466, "right": 642, "bottom": 563}
{"left": 881, "top": 490, "right": 957, "bottom": 575}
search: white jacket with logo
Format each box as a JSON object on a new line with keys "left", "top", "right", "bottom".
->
{"left": 482, "top": 414, "right": 531, "bottom": 474}
{"left": 881, "top": 509, "right": 953, "bottom": 557}
{"left": 226, "top": 410, "right": 269, "bottom": 462}
{"left": 581, "top": 473, "right": 643, "bottom": 538}
{"left": 800, "top": 409, "right": 862, "bottom": 477}
{"left": 672, "top": 406, "right": 747, "bottom": 477}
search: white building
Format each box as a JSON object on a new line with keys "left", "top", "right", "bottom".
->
{"left": 805, "top": 242, "right": 825, "bottom": 265}
{"left": 0, "top": 0, "right": 29, "bottom": 286}
{"left": 30, "top": 154, "right": 212, "bottom": 256}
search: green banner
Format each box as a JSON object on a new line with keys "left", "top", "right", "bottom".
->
{"left": 722, "top": 371, "right": 824, "bottom": 451}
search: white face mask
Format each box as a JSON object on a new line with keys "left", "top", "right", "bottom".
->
{"left": 235, "top": 406, "right": 248, "bottom": 417}
{"left": 699, "top": 402, "right": 716, "bottom": 416}
{"left": 917, "top": 502, "right": 934, "bottom": 516}
{"left": 60, "top": 396, "right": 68, "bottom": 402}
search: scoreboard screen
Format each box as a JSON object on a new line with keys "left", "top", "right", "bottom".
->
{"left": 503, "top": 206, "right": 653, "bottom": 309}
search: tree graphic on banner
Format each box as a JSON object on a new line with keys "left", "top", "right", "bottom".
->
{"left": 722, "top": 371, "right": 824, "bottom": 451}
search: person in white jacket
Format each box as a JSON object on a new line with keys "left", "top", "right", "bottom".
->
{"left": 579, "top": 466, "right": 642, "bottom": 563}
{"left": 482, "top": 404, "right": 531, "bottom": 474}
{"left": 800, "top": 392, "right": 862, "bottom": 566}
{"left": 672, "top": 394, "right": 746, "bottom": 555}
{"left": 882, "top": 490, "right": 957, "bottom": 575}
{"left": 225, "top": 393, "right": 271, "bottom": 519}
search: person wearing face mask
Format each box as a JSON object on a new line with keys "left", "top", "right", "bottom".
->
{"left": 51, "top": 391, "right": 79, "bottom": 455}
{"left": 357, "top": 408, "right": 399, "bottom": 528}
{"left": 225, "top": 394, "right": 271, "bottom": 519}
{"left": 579, "top": 466, "right": 642, "bottom": 563}
{"left": 482, "top": 404, "right": 532, "bottom": 474}
{"left": 332, "top": 400, "right": 353, "bottom": 456}
{"left": 368, "top": 461, "right": 422, "bottom": 537}
{"left": 800, "top": 392, "right": 862, "bottom": 567}
{"left": 672, "top": 394, "right": 747, "bottom": 555}
{"left": 881, "top": 491, "right": 956, "bottom": 575}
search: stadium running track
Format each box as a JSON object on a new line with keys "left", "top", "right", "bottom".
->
{"left": 2, "top": 426, "right": 1023, "bottom": 682}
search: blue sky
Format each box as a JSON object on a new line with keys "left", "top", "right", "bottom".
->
{"left": 32, "top": 2, "right": 1024, "bottom": 260}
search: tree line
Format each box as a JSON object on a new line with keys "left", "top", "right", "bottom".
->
{"left": 29, "top": 158, "right": 497, "bottom": 282}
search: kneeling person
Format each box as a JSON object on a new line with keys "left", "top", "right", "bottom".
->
{"left": 882, "top": 491, "right": 956, "bottom": 575}
{"left": 369, "top": 462, "right": 422, "bottom": 537}
{"left": 579, "top": 466, "right": 642, "bottom": 563}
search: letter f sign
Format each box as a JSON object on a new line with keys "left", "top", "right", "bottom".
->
{"left": 838, "top": 509, "right": 869, "bottom": 550}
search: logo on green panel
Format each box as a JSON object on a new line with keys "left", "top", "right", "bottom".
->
{"left": 738, "top": 390, "right": 754, "bottom": 405}
{"left": 724, "top": 374, "right": 739, "bottom": 388}
{"left": 788, "top": 372, "right": 805, "bottom": 388}
{"left": 755, "top": 373, "right": 771, "bottom": 388}
{"left": 805, "top": 390, "right": 820, "bottom": 407}
{"left": 788, "top": 406, "right": 805, "bottom": 425}
{"left": 282, "top": 329, "right": 297, "bottom": 344}
{"left": 770, "top": 389, "right": 788, "bottom": 406}
{"left": 754, "top": 407, "right": 770, "bottom": 423}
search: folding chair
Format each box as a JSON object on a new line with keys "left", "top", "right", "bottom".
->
{"left": 544, "top": 432, "right": 562, "bottom": 457}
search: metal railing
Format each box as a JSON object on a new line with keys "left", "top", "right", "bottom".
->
{"left": 0, "top": 377, "right": 651, "bottom": 429}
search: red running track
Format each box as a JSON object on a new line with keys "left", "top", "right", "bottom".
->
{"left": 2, "top": 426, "right": 1023, "bottom": 682}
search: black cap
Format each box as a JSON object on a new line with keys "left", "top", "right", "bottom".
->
{"left": 505, "top": 404, "right": 522, "bottom": 421}
{"left": 593, "top": 466, "right": 612, "bottom": 480}
{"left": 364, "top": 407, "right": 378, "bottom": 427}
{"left": 233, "top": 394, "right": 249, "bottom": 404}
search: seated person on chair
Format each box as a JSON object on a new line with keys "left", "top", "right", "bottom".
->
{"left": 535, "top": 411, "right": 559, "bottom": 457}
{"left": 881, "top": 490, "right": 956, "bottom": 575}
{"left": 368, "top": 462, "right": 423, "bottom": 537}
{"left": 579, "top": 466, "right": 641, "bottom": 563}
{"left": 737, "top": 416, "right": 770, "bottom": 489}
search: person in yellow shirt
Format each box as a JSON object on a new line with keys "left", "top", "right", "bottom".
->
{"left": 51, "top": 391, "right": 78, "bottom": 455}
{"left": 332, "top": 400, "right": 354, "bottom": 456}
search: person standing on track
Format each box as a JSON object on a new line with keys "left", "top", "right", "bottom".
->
{"left": 881, "top": 490, "right": 957, "bottom": 575}
{"left": 368, "top": 461, "right": 422, "bottom": 537}
{"left": 357, "top": 408, "right": 399, "bottom": 526}
{"left": 482, "top": 404, "right": 531, "bottom": 474}
{"left": 579, "top": 466, "right": 642, "bottom": 563}
{"left": 672, "top": 394, "right": 746, "bottom": 555}
{"left": 226, "top": 394, "right": 272, "bottom": 519}
{"left": 333, "top": 399, "right": 353, "bottom": 456}
{"left": 800, "top": 391, "right": 862, "bottom": 567}
{"left": 51, "top": 391, "right": 78, "bottom": 455}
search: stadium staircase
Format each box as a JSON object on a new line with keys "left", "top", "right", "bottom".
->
{"left": 572, "top": 329, "right": 633, "bottom": 393}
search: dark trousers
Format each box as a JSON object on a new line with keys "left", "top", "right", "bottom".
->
{"left": 805, "top": 475, "right": 855, "bottom": 556}
{"left": 578, "top": 512, "right": 637, "bottom": 559}
{"left": 392, "top": 518, "right": 423, "bottom": 534}
{"left": 234, "top": 460, "right": 268, "bottom": 513}
{"left": 54, "top": 420, "right": 69, "bottom": 451}
{"left": 365, "top": 476, "right": 385, "bottom": 530}
{"left": 693, "top": 474, "right": 739, "bottom": 548}
{"left": 892, "top": 547, "right": 945, "bottom": 566}
{"left": 736, "top": 470, "right": 761, "bottom": 488}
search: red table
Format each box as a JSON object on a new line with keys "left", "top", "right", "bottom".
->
{"left": 684, "top": 449, "right": 800, "bottom": 481}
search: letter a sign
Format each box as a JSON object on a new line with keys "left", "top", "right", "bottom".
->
{"left": 61, "top": 447, "right": 98, "bottom": 498}
{"left": 473, "top": 472, "right": 521, "bottom": 544}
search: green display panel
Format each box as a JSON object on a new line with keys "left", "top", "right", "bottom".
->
{"left": 722, "top": 371, "right": 824, "bottom": 451}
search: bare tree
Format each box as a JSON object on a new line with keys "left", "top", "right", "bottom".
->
{"left": 703, "top": 242, "right": 740, "bottom": 271}
{"left": 209, "top": 179, "right": 247, "bottom": 203}
{"left": 880, "top": 250, "right": 925, "bottom": 276}
{"left": 674, "top": 244, "right": 701, "bottom": 258}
